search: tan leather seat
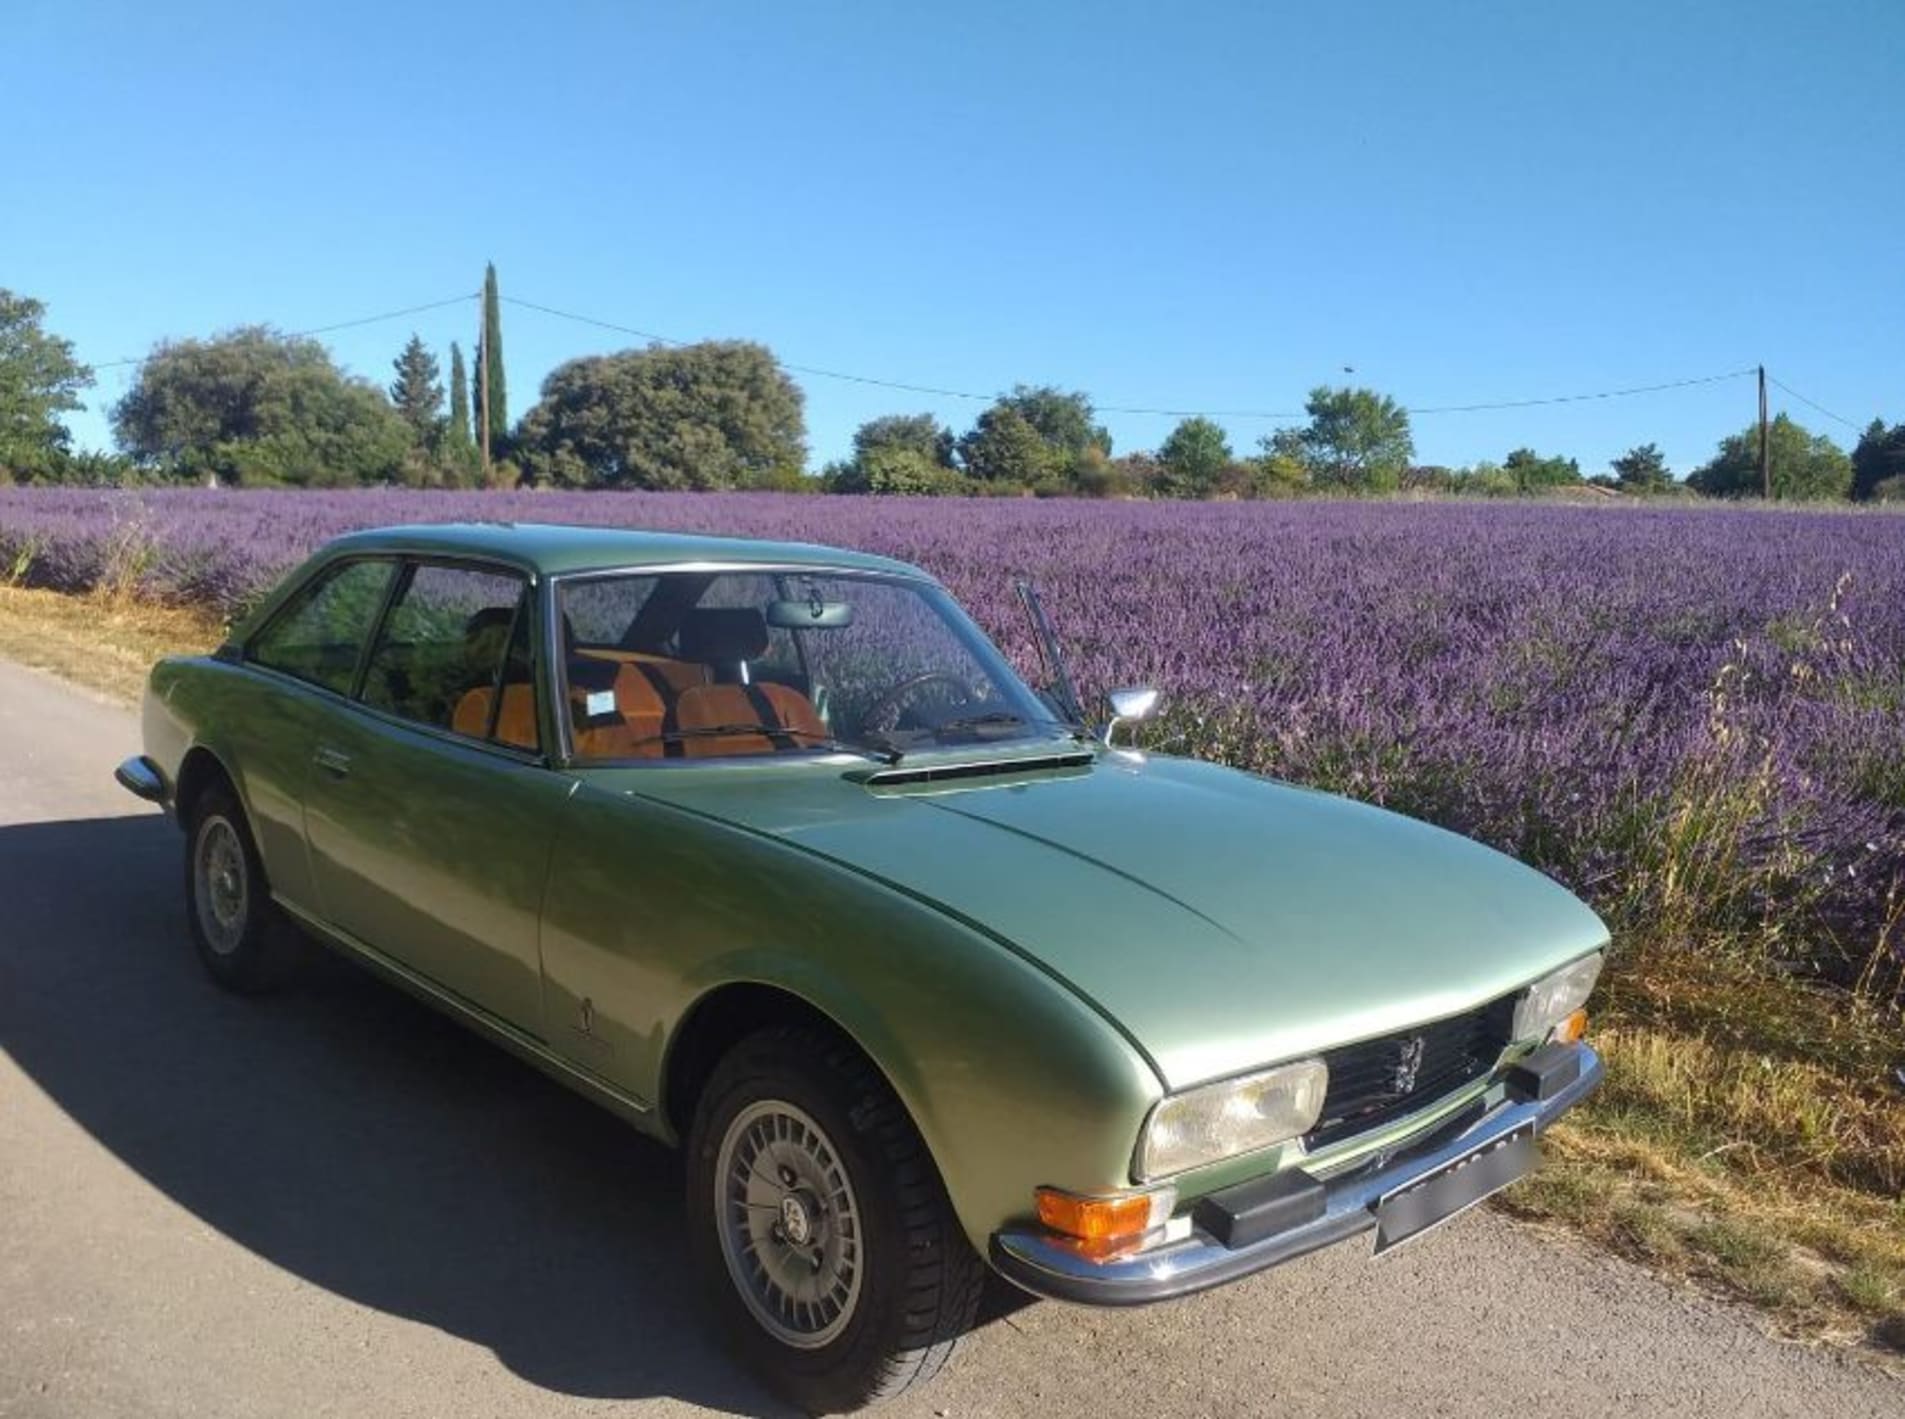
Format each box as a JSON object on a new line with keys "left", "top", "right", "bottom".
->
{"left": 578, "top": 647, "right": 709, "bottom": 695}
{"left": 673, "top": 682, "right": 826, "bottom": 757}
{"left": 569, "top": 659, "right": 669, "bottom": 759}
{"left": 450, "top": 608, "right": 539, "bottom": 751}
{"left": 453, "top": 683, "right": 540, "bottom": 750}
{"left": 666, "top": 606, "right": 827, "bottom": 757}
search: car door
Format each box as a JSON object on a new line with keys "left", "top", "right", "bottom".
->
{"left": 301, "top": 559, "right": 572, "bottom": 1031}
{"left": 237, "top": 555, "right": 402, "bottom": 913}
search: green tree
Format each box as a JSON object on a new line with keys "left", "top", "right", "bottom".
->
{"left": 956, "top": 386, "right": 1109, "bottom": 489}
{"left": 1851, "top": 419, "right": 1905, "bottom": 502}
{"left": 0, "top": 289, "right": 93, "bottom": 478}
{"left": 1157, "top": 416, "right": 1233, "bottom": 498}
{"left": 1687, "top": 414, "right": 1850, "bottom": 501}
{"left": 1610, "top": 442, "right": 1673, "bottom": 493}
{"left": 1107, "top": 452, "right": 1164, "bottom": 498}
{"left": 112, "top": 326, "right": 411, "bottom": 486}
{"left": 1275, "top": 385, "right": 1414, "bottom": 491}
{"left": 444, "top": 341, "right": 476, "bottom": 475}
{"left": 996, "top": 384, "right": 1110, "bottom": 461}
{"left": 472, "top": 262, "right": 507, "bottom": 451}
{"left": 388, "top": 334, "right": 444, "bottom": 446}
{"left": 1503, "top": 447, "right": 1581, "bottom": 492}
{"left": 957, "top": 404, "right": 1058, "bottom": 486}
{"left": 852, "top": 412, "right": 955, "bottom": 467}
{"left": 829, "top": 445, "right": 965, "bottom": 495}
{"left": 1451, "top": 461, "right": 1517, "bottom": 497}
{"left": 825, "top": 413, "right": 961, "bottom": 493}
{"left": 1249, "top": 435, "right": 1312, "bottom": 496}
{"left": 515, "top": 340, "right": 806, "bottom": 490}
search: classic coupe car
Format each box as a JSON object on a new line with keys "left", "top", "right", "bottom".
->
{"left": 117, "top": 523, "right": 1606, "bottom": 1413}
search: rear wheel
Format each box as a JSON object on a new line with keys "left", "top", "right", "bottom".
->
{"left": 183, "top": 781, "right": 295, "bottom": 993}
{"left": 687, "top": 1026, "right": 984, "bottom": 1414}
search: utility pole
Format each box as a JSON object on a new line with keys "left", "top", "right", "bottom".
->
{"left": 1758, "top": 365, "right": 1771, "bottom": 500}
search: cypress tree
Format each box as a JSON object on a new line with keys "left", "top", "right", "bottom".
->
{"left": 473, "top": 262, "right": 507, "bottom": 451}
{"left": 446, "top": 342, "right": 474, "bottom": 470}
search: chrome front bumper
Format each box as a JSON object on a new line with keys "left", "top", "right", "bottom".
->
{"left": 114, "top": 755, "right": 168, "bottom": 804}
{"left": 990, "top": 1040, "right": 1602, "bottom": 1306}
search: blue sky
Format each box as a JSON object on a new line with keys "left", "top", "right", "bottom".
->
{"left": 8, "top": 0, "right": 1901, "bottom": 475}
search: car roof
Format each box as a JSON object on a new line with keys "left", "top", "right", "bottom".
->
{"left": 321, "top": 521, "right": 932, "bottom": 581}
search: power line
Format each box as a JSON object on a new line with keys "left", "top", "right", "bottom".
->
{"left": 90, "top": 293, "right": 479, "bottom": 370}
{"left": 84, "top": 286, "right": 1818, "bottom": 433}
{"left": 1406, "top": 368, "right": 1756, "bottom": 414}
{"left": 504, "top": 294, "right": 1757, "bottom": 422}
{"left": 501, "top": 295, "right": 1008, "bottom": 403}
{"left": 1766, "top": 374, "right": 1860, "bottom": 430}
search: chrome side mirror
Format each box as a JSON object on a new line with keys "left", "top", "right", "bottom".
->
{"left": 1103, "top": 686, "right": 1161, "bottom": 746}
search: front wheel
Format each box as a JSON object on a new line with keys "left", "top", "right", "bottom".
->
{"left": 183, "top": 781, "right": 296, "bottom": 993}
{"left": 686, "top": 1026, "right": 985, "bottom": 1414}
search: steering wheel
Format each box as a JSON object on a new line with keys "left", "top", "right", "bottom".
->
{"left": 860, "top": 671, "right": 974, "bottom": 733}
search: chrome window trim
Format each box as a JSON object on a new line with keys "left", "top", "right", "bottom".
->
{"left": 549, "top": 561, "right": 939, "bottom": 585}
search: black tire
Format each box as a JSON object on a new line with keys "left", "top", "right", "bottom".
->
{"left": 182, "top": 780, "right": 296, "bottom": 993}
{"left": 686, "top": 1025, "right": 985, "bottom": 1415}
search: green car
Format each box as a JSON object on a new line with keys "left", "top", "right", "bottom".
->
{"left": 117, "top": 523, "right": 1606, "bottom": 1414}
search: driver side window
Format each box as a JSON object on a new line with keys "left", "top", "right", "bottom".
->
{"left": 359, "top": 563, "right": 537, "bottom": 749}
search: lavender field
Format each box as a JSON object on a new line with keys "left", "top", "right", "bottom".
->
{"left": 4, "top": 488, "right": 1902, "bottom": 983}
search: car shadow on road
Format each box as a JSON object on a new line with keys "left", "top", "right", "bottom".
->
{"left": 0, "top": 813, "right": 1025, "bottom": 1415}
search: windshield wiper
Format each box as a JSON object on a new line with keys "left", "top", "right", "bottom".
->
{"left": 934, "top": 711, "right": 1098, "bottom": 751}
{"left": 622, "top": 723, "right": 901, "bottom": 765}
{"left": 931, "top": 712, "right": 1027, "bottom": 735}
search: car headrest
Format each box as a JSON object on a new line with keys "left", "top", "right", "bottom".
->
{"left": 463, "top": 606, "right": 516, "bottom": 668}
{"left": 678, "top": 607, "right": 769, "bottom": 663}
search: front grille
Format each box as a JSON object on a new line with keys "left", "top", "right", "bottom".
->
{"left": 1306, "top": 995, "right": 1516, "bottom": 1149}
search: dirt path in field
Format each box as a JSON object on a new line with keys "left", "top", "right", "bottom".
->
{"left": 1, "top": 655, "right": 1898, "bottom": 1419}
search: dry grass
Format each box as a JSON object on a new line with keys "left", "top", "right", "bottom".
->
{"left": 1502, "top": 945, "right": 1905, "bottom": 1362}
{"left": 0, "top": 584, "right": 223, "bottom": 703}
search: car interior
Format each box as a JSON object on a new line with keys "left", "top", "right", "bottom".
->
{"left": 255, "top": 562, "right": 1016, "bottom": 765}
{"left": 561, "top": 602, "right": 828, "bottom": 759}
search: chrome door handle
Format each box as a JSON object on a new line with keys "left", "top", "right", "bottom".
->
{"left": 313, "top": 746, "right": 352, "bottom": 779}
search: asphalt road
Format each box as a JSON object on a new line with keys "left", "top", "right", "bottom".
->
{"left": 1, "top": 656, "right": 1898, "bottom": 1419}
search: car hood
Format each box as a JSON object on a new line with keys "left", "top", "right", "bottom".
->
{"left": 621, "top": 752, "right": 1609, "bottom": 1090}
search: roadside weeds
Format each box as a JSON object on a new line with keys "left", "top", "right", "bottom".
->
{"left": 0, "top": 584, "right": 223, "bottom": 702}
{"left": 1501, "top": 945, "right": 1905, "bottom": 1366}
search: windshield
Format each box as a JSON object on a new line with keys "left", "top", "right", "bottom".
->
{"left": 556, "top": 570, "right": 1066, "bottom": 762}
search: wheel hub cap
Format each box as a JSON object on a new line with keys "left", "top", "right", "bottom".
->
{"left": 193, "top": 817, "right": 248, "bottom": 956}
{"left": 779, "top": 1194, "right": 814, "bottom": 1246}
{"left": 715, "top": 1101, "right": 863, "bottom": 1349}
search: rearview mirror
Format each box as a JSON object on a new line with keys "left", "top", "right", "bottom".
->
{"left": 766, "top": 599, "right": 854, "bottom": 629}
{"left": 1104, "top": 686, "right": 1161, "bottom": 746}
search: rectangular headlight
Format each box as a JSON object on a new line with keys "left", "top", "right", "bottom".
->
{"left": 1512, "top": 952, "right": 1604, "bottom": 1042}
{"left": 1135, "top": 1058, "right": 1328, "bottom": 1181}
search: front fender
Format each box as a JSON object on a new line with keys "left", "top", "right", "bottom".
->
{"left": 143, "top": 656, "right": 324, "bottom": 909}
{"left": 537, "top": 781, "right": 1165, "bottom": 1252}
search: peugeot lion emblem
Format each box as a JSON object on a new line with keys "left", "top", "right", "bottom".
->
{"left": 1393, "top": 1035, "right": 1426, "bottom": 1094}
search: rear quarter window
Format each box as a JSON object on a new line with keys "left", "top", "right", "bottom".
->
{"left": 248, "top": 559, "right": 396, "bottom": 695}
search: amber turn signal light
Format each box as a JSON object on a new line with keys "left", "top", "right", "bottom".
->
{"left": 1552, "top": 1007, "right": 1588, "bottom": 1044}
{"left": 1035, "top": 1186, "right": 1175, "bottom": 1257}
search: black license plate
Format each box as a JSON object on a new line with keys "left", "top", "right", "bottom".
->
{"left": 1372, "top": 1124, "right": 1537, "bottom": 1255}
